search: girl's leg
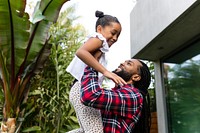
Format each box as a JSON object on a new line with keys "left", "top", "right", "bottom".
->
{"left": 68, "top": 82, "right": 84, "bottom": 133}
{"left": 69, "top": 81, "right": 104, "bottom": 133}
{"left": 66, "top": 128, "right": 84, "bottom": 133}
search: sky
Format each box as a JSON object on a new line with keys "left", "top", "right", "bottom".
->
{"left": 63, "top": 0, "right": 137, "bottom": 70}
{"left": 27, "top": 0, "right": 137, "bottom": 70}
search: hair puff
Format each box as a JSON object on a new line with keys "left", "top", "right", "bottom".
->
{"left": 95, "top": 10, "right": 104, "bottom": 18}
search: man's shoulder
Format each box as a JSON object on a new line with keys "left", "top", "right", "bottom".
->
{"left": 115, "top": 85, "right": 142, "bottom": 95}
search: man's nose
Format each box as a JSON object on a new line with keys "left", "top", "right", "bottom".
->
{"left": 120, "top": 62, "right": 125, "bottom": 66}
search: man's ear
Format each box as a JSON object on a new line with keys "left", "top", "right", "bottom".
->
{"left": 131, "top": 74, "right": 141, "bottom": 82}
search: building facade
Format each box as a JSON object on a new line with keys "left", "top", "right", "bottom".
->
{"left": 130, "top": 0, "right": 200, "bottom": 133}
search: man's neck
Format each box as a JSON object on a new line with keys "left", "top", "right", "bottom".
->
{"left": 126, "top": 80, "right": 133, "bottom": 85}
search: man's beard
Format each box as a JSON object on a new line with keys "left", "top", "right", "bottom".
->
{"left": 112, "top": 68, "right": 132, "bottom": 82}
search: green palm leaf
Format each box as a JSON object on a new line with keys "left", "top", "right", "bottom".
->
{"left": 0, "top": 0, "right": 69, "bottom": 130}
{"left": 0, "top": 0, "right": 29, "bottom": 116}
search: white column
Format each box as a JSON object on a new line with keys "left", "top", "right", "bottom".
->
{"left": 154, "top": 60, "right": 168, "bottom": 133}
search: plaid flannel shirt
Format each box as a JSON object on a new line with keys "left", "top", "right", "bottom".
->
{"left": 80, "top": 66, "right": 143, "bottom": 133}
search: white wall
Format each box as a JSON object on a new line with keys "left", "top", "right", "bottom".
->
{"left": 130, "top": 0, "right": 196, "bottom": 58}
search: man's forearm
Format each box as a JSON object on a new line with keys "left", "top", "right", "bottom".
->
{"left": 80, "top": 66, "right": 100, "bottom": 107}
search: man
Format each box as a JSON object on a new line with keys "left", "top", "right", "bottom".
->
{"left": 80, "top": 59, "right": 151, "bottom": 133}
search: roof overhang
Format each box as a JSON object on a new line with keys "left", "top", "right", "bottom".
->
{"left": 131, "top": 1, "right": 200, "bottom": 61}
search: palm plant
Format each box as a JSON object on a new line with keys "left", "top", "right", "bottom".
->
{"left": 39, "top": 8, "right": 85, "bottom": 132}
{"left": 0, "top": 0, "right": 68, "bottom": 132}
{"left": 20, "top": 8, "right": 86, "bottom": 132}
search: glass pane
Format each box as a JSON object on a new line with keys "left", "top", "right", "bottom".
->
{"left": 164, "top": 54, "right": 200, "bottom": 133}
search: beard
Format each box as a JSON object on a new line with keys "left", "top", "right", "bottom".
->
{"left": 112, "top": 68, "right": 132, "bottom": 82}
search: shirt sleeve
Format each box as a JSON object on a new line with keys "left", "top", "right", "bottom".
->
{"left": 90, "top": 32, "right": 109, "bottom": 53}
{"left": 80, "top": 66, "right": 143, "bottom": 119}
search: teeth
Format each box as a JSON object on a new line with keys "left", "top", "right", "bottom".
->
{"left": 117, "top": 68, "right": 121, "bottom": 71}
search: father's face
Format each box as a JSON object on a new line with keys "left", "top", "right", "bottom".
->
{"left": 113, "top": 59, "right": 142, "bottom": 82}
{"left": 113, "top": 68, "right": 132, "bottom": 82}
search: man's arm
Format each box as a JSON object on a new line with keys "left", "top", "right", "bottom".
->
{"left": 80, "top": 66, "right": 143, "bottom": 118}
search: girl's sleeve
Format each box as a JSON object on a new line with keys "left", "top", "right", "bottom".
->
{"left": 91, "top": 32, "right": 109, "bottom": 53}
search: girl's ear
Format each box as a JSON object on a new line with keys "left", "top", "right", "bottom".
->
{"left": 131, "top": 74, "right": 141, "bottom": 82}
{"left": 96, "top": 25, "right": 102, "bottom": 32}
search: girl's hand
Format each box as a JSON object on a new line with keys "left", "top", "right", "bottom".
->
{"left": 103, "top": 70, "right": 127, "bottom": 86}
{"left": 93, "top": 50, "right": 126, "bottom": 86}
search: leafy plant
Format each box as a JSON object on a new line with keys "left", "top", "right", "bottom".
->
{"left": 19, "top": 7, "right": 86, "bottom": 133}
{"left": 144, "top": 61, "right": 156, "bottom": 112}
{"left": 0, "top": 0, "right": 68, "bottom": 132}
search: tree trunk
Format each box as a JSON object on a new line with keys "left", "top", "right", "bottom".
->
{"left": 1, "top": 118, "right": 16, "bottom": 133}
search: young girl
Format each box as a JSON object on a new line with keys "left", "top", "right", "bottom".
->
{"left": 66, "top": 10, "right": 126, "bottom": 133}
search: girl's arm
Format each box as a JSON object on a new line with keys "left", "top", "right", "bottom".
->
{"left": 76, "top": 37, "right": 106, "bottom": 73}
{"left": 76, "top": 37, "right": 126, "bottom": 85}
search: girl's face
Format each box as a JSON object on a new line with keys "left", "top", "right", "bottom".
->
{"left": 97, "top": 22, "right": 122, "bottom": 47}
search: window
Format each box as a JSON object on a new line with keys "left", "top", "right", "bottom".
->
{"left": 163, "top": 41, "right": 200, "bottom": 133}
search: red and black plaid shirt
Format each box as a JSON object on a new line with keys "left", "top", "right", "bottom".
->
{"left": 80, "top": 66, "right": 143, "bottom": 133}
